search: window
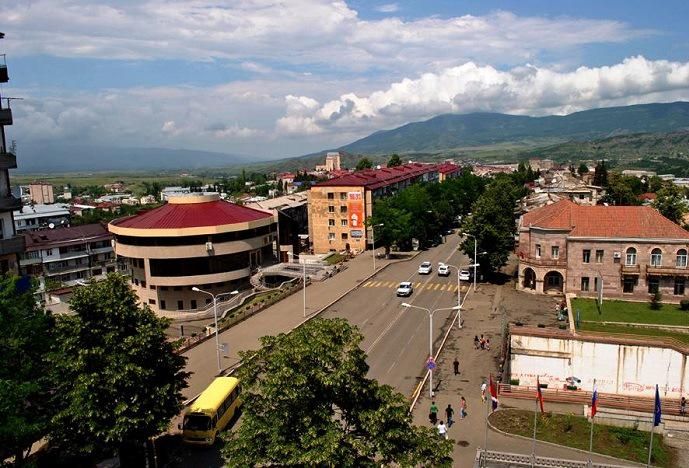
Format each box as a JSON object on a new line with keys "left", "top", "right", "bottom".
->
{"left": 581, "top": 277, "right": 590, "bottom": 291}
{"left": 328, "top": 205, "right": 335, "bottom": 213}
{"left": 535, "top": 244, "right": 541, "bottom": 258}
{"left": 328, "top": 233, "right": 335, "bottom": 240}
{"left": 173, "top": 286, "right": 183, "bottom": 291}
{"left": 648, "top": 277, "right": 659, "bottom": 294}
{"left": 623, "top": 276, "right": 636, "bottom": 293}
{"left": 340, "top": 192, "right": 347, "bottom": 200}
{"left": 677, "top": 249, "right": 688, "bottom": 267}
{"left": 582, "top": 249, "right": 591, "bottom": 264}
{"left": 191, "top": 299, "right": 197, "bottom": 309}
{"left": 340, "top": 205, "right": 347, "bottom": 213}
{"left": 651, "top": 248, "right": 662, "bottom": 267}
{"left": 341, "top": 233, "right": 348, "bottom": 240}
{"left": 551, "top": 246, "right": 559, "bottom": 259}
{"left": 161, "top": 286, "right": 169, "bottom": 291}
{"left": 177, "top": 300, "right": 184, "bottom": 310}
{"left": 596, "top": 250, "right": 604, "bottom": 263}
{"left": 160, "top": 300, "right": 166, "bottom": 310}
{"left": 626, "top": 247, "right": 637, "bottom": 266}
{"left": 150, "top": 285, "right": 156, "bottom": 290}
{"left": 206, "top": 298, "right": 212, "bottom": 305}
{"left": 341, "top": 219, "right": 348, "bottom": 227}
{"left": 148, "top": 299, "right": 156, "bottom": 305}
{"left": 594, "top": 277, "right": 600, "bottom": 292}
{"left": 675, "top": 278, "right": 686, "bottom": 296}
{"left": 327, "top": 192, "right": 334, "bottom": 199}
{"left": 141, "top": 280, "right": 147, "bottom": 288}
{"left": 44, "top": 249, "right": 53, "bottom": 256}
{"left": 328, "top": 219, "right": 335, "bottom": 226}
{"left": 134, "top": 278, "right": 139, "bottom": 286}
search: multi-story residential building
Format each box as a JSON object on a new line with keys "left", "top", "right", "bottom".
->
{"left": 28, "top": 182, "right": 55, "bottom": 204}
{"left": 0, "top": 33, "right": 24, "bottom": 274}
{"left": 14, "top": 203, "right": 71, "bottom": 232}
{"left": 20, "top": 223, "right": 116, "bottom": 288}
{"left": 308, "top": 163, "right": 451, "bottom": 254}
{"left": 108, "top": 193, "right": 277, "bottom": 315}
{"left": 517, "top": 199, "right": 689, "bottom": 302}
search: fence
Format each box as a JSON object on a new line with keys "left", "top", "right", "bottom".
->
{"left": 474, "top": 449, "right": 633, "bottom": 468}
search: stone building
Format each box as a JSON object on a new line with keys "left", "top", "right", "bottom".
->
{"left": 517, "top": 199, "right": 689, "bottom": 302}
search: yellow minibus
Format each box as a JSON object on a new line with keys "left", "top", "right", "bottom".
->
{"left": 182, "top": 376, "right": 241, "bottom": 445}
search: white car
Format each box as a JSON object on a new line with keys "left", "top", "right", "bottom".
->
{"left": 438, "top": 264, "right": 450, "bottom": 277}
{"left": 397, "top": 281, "right": 414, "bottom": 297}
{"left": 418, "top": 261, "right": 432, "bottom": 274}
{"left": 459, "top": 270, "right": 471, "bottom": 281}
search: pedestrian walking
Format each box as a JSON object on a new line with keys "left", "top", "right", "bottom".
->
{"left": 485, "top": 338, "right": 491, "bottom": 351}
{"left": 681, "top": 396, "right": 687, "bottom": 416}
{"left": 445, "top": 404, "right": 454, "bottom": 427}
{"left": 474, "top": 335, "right": 480, "bottom": 349}
{"left": 460, "top": 396, "right": 467, "bottom": 419}
{"left": 437, "top": 420, "right": 448, "bottom": 439}
{"left": 481, "top": 381, "right": 487, "bottom": 402}
{"left": 429, "top": 401, "right": 438, "bottom": 425}
{"left": 453, "top": 357, "right": 460, "bottom": 375}
{"left": 480, "top": 334, "right": 485, "bottom": 350}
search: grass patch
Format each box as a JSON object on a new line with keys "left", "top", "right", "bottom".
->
{"left": 324, "top": 253, "right": 345, "bottom": 265}
{"left": 572, "top": 298, "right": 689, "bottom": 326}
{"left": 578, "top": 322, "right": 689, "bottom": 345}
{"left": 490, "top": 409, "right": 675, "bottom": 467}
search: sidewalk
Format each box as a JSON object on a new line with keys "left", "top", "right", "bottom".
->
{"left": 410, "top": 283, "right": 639, "bottom": 467}
{"left": 181, "top": 252, "right": 409, "bottom": 399}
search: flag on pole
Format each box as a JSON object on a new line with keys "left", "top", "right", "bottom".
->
{"left": 590, "top": 384, "right": 598, "bottom": 418}
{"left": 653, "top": 384, "right": 662, "bottom": 426}
{"left": 536, "top": 377, "right": 545, "bottom": 413}
{"left": 489, "top": 374, "right": 499, "bottom": 412}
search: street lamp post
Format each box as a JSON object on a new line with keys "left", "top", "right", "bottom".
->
{"left": 371, "top": 223, "right": 384, "bottom": 270}
{"left": 462, "top": 232, "right": 479, "bottom": 291}
{"left": 287, "top": 252, "right": 307, "bottom": 317}
{"left": 441, "top": 262, "right": 479, "bottom": 329}
{"left": 402, "top": 303, "right": 460, "bottom": 398}
{"left": 191, "top": 287, "right": 239, "bottom": 374}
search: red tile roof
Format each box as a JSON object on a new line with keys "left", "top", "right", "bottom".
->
{"left": 638, "top": 192, "right": 657, "bottom": 201}
{"left": 111, "top": 199, "right": 272, "bottom": 230}
{"left": 315, "top": 163, "right": 438, "bottom": 190}
{"left": 24, "top": 223, "right": 111, "bottom": 250}
{"left": 437, "top": 162, "right": 461, "bottom": 174}
{"left": 522, "top": 199, "right": 689, "bottom": 239}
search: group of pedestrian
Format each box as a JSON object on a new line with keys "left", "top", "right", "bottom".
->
{"left": 474, "top": 334, "right": 490, "bottom": 350}
{"left": 681, "top": 396, "right": 687, "bottom": 416}
{"left": 430, "top": 397, "right": 468, "bottom": 439}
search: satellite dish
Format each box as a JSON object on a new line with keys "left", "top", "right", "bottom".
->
{"left": 48, "top": 223, "right": 55, "bottom": 229}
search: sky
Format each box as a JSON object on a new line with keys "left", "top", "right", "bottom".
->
{"left": 2, "top": 0, "right": 689, "bottom": 161}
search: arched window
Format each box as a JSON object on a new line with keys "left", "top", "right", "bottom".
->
{"left": 626, "top": 247, "right": 637, "bottom": 266}
{"left": 677, "top": 249, "right": 688, "bottom": 268}
{"left": 651, "top": 248, "right": 662, "bottom": 267}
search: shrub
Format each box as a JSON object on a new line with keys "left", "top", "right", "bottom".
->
{"left": 650, "top": 291, "right": 662, "bottom": 310}
{"left": 680, "top": 300, "right": 689, "bottom": 311}
{"left": 563, "top": 414, "right": 574, "bottom": 433}
{"left": 509, "top": 378, "right": 520, "bottom": 385}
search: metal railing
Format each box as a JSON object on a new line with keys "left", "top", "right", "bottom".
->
{"left": 475, "top": 449, "right": 632, "bottom": 468}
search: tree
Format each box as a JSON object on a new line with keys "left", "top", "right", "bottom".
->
{"left": 602, "top": 173, "right": 643, "bottom": 206}
{"left": 592, "top": 160, "right": 608, "bottom": 187}
{"left": 223, "top": 318, "right": 452, "bottom": 466}
{"left": 48, "top": 274, "right": 189, "bottom": 459}
{"left": 577, "top": 163, "right": 590, "bottom": 176}
{"left": 356, "top": 157, "right": 374, "bottom": 171}
{"left": 0, "top": 276, "right": 54, "bottom": 464}
{"left": 650, "top": 290, "right": 662, "bottom": 310}
{"left": 387, "top": 153, "right": 402, "bottom": 167}
{"left": 367, "top": 200, "right": 413, "bottom": 256}
{"left": 652, "top": 184, "right": 688, "bottom": 225}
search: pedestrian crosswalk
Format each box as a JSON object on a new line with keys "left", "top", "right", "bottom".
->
{"left": 361, "top": 280, "right": 469, "bottom": 292}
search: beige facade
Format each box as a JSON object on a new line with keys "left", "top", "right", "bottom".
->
{"left": 29, "top": 183, "right": 55, "bottom": 204}
{"left": 308, "top": 185, "right": 367, "bottom": 254}
{"left": 109, "top": 193, "right": 277, "bottom": 315}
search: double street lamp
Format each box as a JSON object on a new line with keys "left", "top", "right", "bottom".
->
{"left": 191, "top": 287, "right": 239, "bottom": 374}
{"left": 402, "top": 303, "right": 460, "bottom": 398}
{"left": 440, "top": 262, "right": 479, "bottom": 329}
{"left": 371, "top": 223, "right": 384, "bottom": 270}
{"left": 287, "top": 251, "right": 307, "bottom": 318}
{"left": 461, "top": 232, "right": 481, "bottom": 292}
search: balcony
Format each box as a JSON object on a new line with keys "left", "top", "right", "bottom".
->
{"left": 0, "top": 235, "right": 24, "bottom": 255}
{"left": 0, "top": 152, "right": 16, "bottom": 169}
{"left": 519, "top": 254, "right": 567, "bottom": 268}
{"left": 0, "top": 195, "right": 21, "bottom": 211}
{"left": 646, "top": 264, "right": 689, "bottom": 277}
{"left": 0, "top": 108, "right": 12, "bottom": 126}
{"left": 620, "top": 264, "right": 641, "bottom": 275}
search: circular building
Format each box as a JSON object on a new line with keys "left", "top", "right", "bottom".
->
{"left": 108, "top": 193, "right": 276, "bottom": 315}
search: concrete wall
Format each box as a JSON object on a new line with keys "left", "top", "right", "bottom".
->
{"left": 510, "top": 333, "right": 689, "bottom": 398}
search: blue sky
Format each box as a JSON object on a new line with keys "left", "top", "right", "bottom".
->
{"left": 2, "top": 0, "right": 689, "bottom": 161}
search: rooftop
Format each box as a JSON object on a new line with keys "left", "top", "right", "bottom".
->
{"left": 24, "top": 223, "right": 110, "bottom": 250}
{"left": 521, "top": 199, "right": 689, "bottom": 239}
{"left": 315, "top": 162, "right": 438, "bottom": 190}
{"left": 110, "top": 193, "right": 272, "bottom": 230}
{"left": 14, "top": 203, "right": 70, "bottom": 219}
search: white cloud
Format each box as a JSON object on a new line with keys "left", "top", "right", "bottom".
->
{"left": 376, "top": 3, "right": 398, "bottom": 13}
{"left": 0, "top": 1, "right": 647, "bottom": 72}
{"left": 276, "top": 56, "right": 689, "bottom": 136}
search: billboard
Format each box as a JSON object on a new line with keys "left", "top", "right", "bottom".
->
{"left": 347, "top": 191, "right": 365, "bottom": 229}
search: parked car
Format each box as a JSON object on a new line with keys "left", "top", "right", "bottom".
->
{"left": 438, "top": 264, "right": 450, "bottom": 277}
{"left": 459, "top": 270, "right": 471, "bottom": 281}
{"left": 396, "top": 281, "right": 414, "bottom": 297}
{"left": 418, "top": 261, "right": 432, "bottom": 274}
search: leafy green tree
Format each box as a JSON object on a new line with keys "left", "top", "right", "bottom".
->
{"left": 223, "top": 318, "right": 453, "bottom": 466}
{"left": 48, "top": 274, "right": 189, "bottom": 459}
{"left": 461, "top": 175, "right": 521, "bottom": 273}
{"left": 647, "top": 176, "right": 665, "bottom": 193}
{"left": 0, "top": 276, "right": 54, "bottom": 464}
{"left": 387, "top": 153, "right": 402, "bottom": 167}
{"left": 652, "top": 184, "right": 688, "bottom": 224}
{"left": 602, "top": 173, "right": 643, "bottom": 206}
{"left": 592, "top": 160, "right": 608, "bottom": 187}
{"left": 367, "top": 200, "right": 413, "bottom": 256}
{"left": 355, "top": 157, "right": 374, "bottom": 171}
{"left": 577, "top": 163, "right": 590, "bottom": 176}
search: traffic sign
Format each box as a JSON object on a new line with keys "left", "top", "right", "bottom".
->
{"left": 426, "top": 356, "right": 436, "bottom": 370}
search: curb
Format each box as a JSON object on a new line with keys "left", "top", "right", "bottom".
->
{"left": 485, "top": 409, "right": 645, "bottom": 467}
